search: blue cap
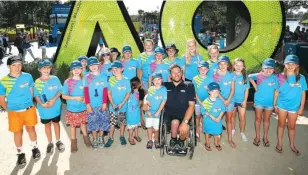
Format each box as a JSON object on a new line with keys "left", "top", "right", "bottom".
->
{"left": 38, "top": 59, "right": 52, "bottom": 69}
{"left": 198, "top": 61, "right": 209, "bottom": 69}
{"left": 154, "top": 47, "right": 165, "bottom": 55}
{"left": 70, "top": 60, "right": 82, "bottom": 71}
{"left": 111, "top": 61, "right": 123, "bottom": 69}
{"left": 87, "top": 56, "right": 99, "bottom": 67}
{"left": 152, "top": 72, "right": 163, "bottom": 79}
{"left": 78, "top": 56, "right": 88, "bottom": 62}
{"left": 218, "top": 55, "right": 230, "bottom": 63}
{"left": 208, "top": 82, "right": 220, "bottom": 91}
{"left": 262, "top": 58, "right": 275, "bottom": 68}
{"left": 122, "top": 45, "right": 132, "bottom": 53}
{"left": 284, "top": 54, "right": 299, "bottom": 65}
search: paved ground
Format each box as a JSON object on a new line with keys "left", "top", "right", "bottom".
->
{"left": 0, "top": 104, "right": 307, "bottom": 175}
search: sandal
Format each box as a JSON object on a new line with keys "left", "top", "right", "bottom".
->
{"left": 291, "top": 148, "right": 300, "bottom": 156}
{"left": 263, "top": 138, "right": 270, "bottom": 147}
{"left": 146, "top": 140, "right": 153, "bottom": 149}
{"left": 275, "top": 146, "right": 282, "bottom": 154}
{"left": 154, "top": 140, "right": 160, "bottom": 149}
{"left": 204, "top": 144, "right": 211, "bottom": 151}
{"left": 134, "top": 136, "right": 142, "bottom": 142}
{"left": 129, "top": 139, "right": 136, "bottom": 145}
{"left": 215, "top": 144, "right": 222, "bottom": 151}
{"left": 253, "top": 138, "right": 260, "bottom": 147}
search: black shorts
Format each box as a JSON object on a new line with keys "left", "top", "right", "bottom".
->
{"left": 41, "top": 115, "right": 61, "bottom": 124}
{"left": 234, "top": 102, "right": 243, "bottom": 108}
{"left": 164, "top": 113, "right": 184, "bottom": 128}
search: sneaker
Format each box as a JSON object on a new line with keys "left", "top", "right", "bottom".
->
{"left": 16, "top": 153, "right": 26, "bottom": 167}
{"left": 178, "top": 140, "right": 185, "bottom": 149}
{"left": 240, "top": 133, "right": 248, "bottom": 142}
{"left": 169, "top": 138, "right": 177, "bottom": 148}
{"left": 232, "top": 129, "right": 236, "bottom": 137}
{"left": 104, "top": 138, "right": 114, "bottom": 148}
{"left": 32, "top": 147, "right": 41, "bottom": 161}
{"left": 92, "top": 139, "right": 98, "bottom": 150}
{"left": 120, "top": 136, "right": 127, "bottom": 145}
{"left": 98, "top": 136, "right": 105, "bottom": 148}
{"left": 46, "top": 142, "right": 54, "bottom": 154}
{"left": 56, "top": 140, "right": 65, "bottom": 152}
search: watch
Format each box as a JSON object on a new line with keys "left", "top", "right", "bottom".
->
{"left": 184, "top": 119, "right": 189, "bottom": 124}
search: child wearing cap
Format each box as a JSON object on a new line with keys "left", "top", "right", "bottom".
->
{"left": 78, "top": 55, "right": 89, "bottom": 76}
{"left": 201, "top": 82, "right": 226, "bottom": 151}
{"left": 192, "top": 61, "right": 214, "bottom": 141}
{"left": 213, "top": 55, "right": 236, "bottom": 148}
{"left": 148, "top": 46, "right": 170, "bottom": 87}
{"left": 84, "top": 56, "right": 110, "bottom": 150}
{"left": 99, "top": 48, "right": 113, "bottom": 79}
{"left": 144, "top": 72, "right": 167, "bottom": 149}
{"left": 248, "top": 58, "right": 278, "bottom": 148}
{"left": 232, "top": 58, "right": 250, "bottom": 142}
{"left": 121, "top": 45, "right": 140, "bottom": 80}
{"left": 275, "top": 55, "right": 307, "bottom": 156}
{"left": 110, "top": 47, "right": 121, "bottom": 61}
{"left": 207, "top": 45, "right": 220, "bottom": 78}
{"left": 105, "top": 61, "right": 131, "bottom": 147}
{"left": 62, "top": 60, "right": 92, "bottom": 153}
{"left": 34, "top": 59, "right": 65, "bottom": 154}
{"left": 0, "top": 56, "right": 41, "bottom": 167}
{"left": 137, "top": 39, "right": 155, "bottom": 91}
{"left": 163, "top": 44, "right": 185, "bottom": 70}
{"left": 183, "top": 39, "right": 204, "bottom": 81}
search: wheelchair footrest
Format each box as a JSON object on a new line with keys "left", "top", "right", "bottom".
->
{"left": 167, "top": 147, "right": 188, "bottom": 156}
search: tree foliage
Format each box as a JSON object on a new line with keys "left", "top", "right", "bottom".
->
{"left": 283, "top": 0, "right": 308, "bottom": 13}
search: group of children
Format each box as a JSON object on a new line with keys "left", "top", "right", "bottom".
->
{"left": 0, "top": 38, "right": 306, "bottom": 168}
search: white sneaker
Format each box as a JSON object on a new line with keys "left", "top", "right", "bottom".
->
{"left": 232, "top": 129, "right": 235, "bottom": 137}
{"left": 240, "top": 133, "right": 248, "bottom": 142}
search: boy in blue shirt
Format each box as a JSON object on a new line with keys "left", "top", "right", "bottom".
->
{"left": 0, "top": 56, "right": 41, "bottom": 167}
{"left": 163, "top": 44, "right": 185, "bottom": 70}
{"left": 34, "top": 59, "right": 65, "bottom": 154}
{"left": 144, "top": 72, "right": 167, "bottom": 149}
{"left": 78, "top": 55, "right": 89, "bottom": 76}
{"left": 121, "top": 45, "right": 140, "bottom": 80}
{"left": 105, "top": 61, "right": 131, "bottom": 147}
{"left": 207, "top": 45, "right": 219, "bottom": 78}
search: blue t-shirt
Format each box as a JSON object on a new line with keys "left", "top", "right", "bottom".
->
{"left": 34, "top": 76, "right": 62, "bottom": 119}
{"left": 146, "top": 86, "right": 167, "bottom": 117}
{"left": 137, "top": 52, "right": 155, "bottom": 82}
{"left": 163, "top": 57, "right": 185, "bottom": 69}
{"left": 108, "top": 76, "right": 131, "bottom": 112}
{"left": 0, "top": 72, "right": 34, "bottom": 111}
{"left": 127, "top": 91, "right": 141, "bottom": 125}
{"left": 249, "top": 73, "right": 278, "bottom": 107}
{"left": 192, "top": 75, "right": 214, "bottom": 104}
{"left": 213, "top": 71, "right": 235, "bottom": 101}
{"left": 121, "top": 59, "right": 140, "bottom": 80}
{"left": 148, "top": 62, "right": 170, "bottom": 82}
{"left": 277, "top": 74, "right": 307, "bottom": 111}
{"left": 85, "top": 73, "right": 108, "bottom": 108}
{"left": 233, "top": 74, "right": 250, "bottom": 103}
{"left": 207, "top": 60, "right": 218, "bottom": 78}
{"left": 84, "top": 70, "right": 90, "bottom": 77}
{"left": 62, "top": 78, "right": 86, "bottom": 113}
{"left": 183, "top": 54, "right": 203, "bottom": 80}
{"left": 99, "top": 63, "right": 112, "bottom": 78}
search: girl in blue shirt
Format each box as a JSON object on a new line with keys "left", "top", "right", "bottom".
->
{"left": 213, "top": 55, "right": 235, "bottom": 148}
{"left": 120, "top": 45, "right": 140, "bottom": 80}
{"left": 207, "top": 45, "right": 219, "bottom": 78}
{"left": 232, "top": 58, "right": 250, "bottom": 142}
{"left": 62, "top": 60, "right": 92, "bottom": 152}
{"left": 99, "top": 48, "right": 112, "bottom": 79}
{"left": 34, "top": 59, "right": 65, "bottom": 153}
{"left": 78, "top": 55, "right": 89, "bottom": 76}
{"left": 248, "top": 58, "right": 278, "bottom": 148}
{"left": 163, "top": 44, "right": 185, "bottom": 70}
{"left": 274, "top": 55, "right": 307, "bottom": 156}
{"left": 183, "top": 39, "right": 204, "bottom": 81}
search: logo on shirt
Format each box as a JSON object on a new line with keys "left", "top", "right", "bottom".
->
{"left": 268, "top": 82, "right": 276, "bottom": 86}
{"left": 223, "top": 81, "right": 232, "bottom": 86}
{"left": 180, "top": 90, "right": 186, "bottom": 92}
{"left": 213, "top": 108, "right": 222, "bottom": 112}
{"left": 128, "top": 66, "right": 136, "bottom": 70}
{"left": 48, "top": 85, "right": 58, "bottom": 90}
{"left": 238, "top": 81, "right": 244, "bottom": 85}
{"left": 117, "top": 85, "right": 127, "bottom": 91}
{"left": 79, "top": 86, "right": 84, "bottom": 90}
{"left": 95, "top": 81, "right": 104, "bottom": 86}
{"left": 19, "top": 82, "right": 29, "bottom": 88}
{"left": 154, "top": 95, "right": 163, "bottom": 100}
{"left": 290, "top": 82, "right": 301, "bottom": 87}
{"left": 193, "top": 61, "right": 198, "bottom": 64}
{"left": 204, "top": 85, "right": 208, "bottom": 89}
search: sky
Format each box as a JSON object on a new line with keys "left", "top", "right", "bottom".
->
{"left": 122, "top": 0, "right": 163, "bottom": 15}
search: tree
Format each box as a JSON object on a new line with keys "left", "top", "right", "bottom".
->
{"left": 283, "top": 0, "right": 308, "bottom": 13}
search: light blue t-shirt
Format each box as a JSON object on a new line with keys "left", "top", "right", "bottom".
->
{"left": 108, "top": 76, "right": 131, "bottom": 112}
{"left": 277, "top": 74, "right": 307, "bottom": 111}
{"left": 213, "top": 71, "right": 235, "bottom": 101}
{"left": 249, "top": 73, "right": 278, "bottom": 107}
{"left": 233, "top": 74, "right": 250, "bottom": 103}
{"left": 183, "top": 54, "right": 203, "bottom": 80}
{"left": 85, "top": 73, "right": 108, "bottom": 108}
{"left": 34, "top": 76, "right": 62, "bottom": 119}
{"left": 99, "top": 62, "right": 112, "bottom": 78}
{"left": 84, "top": 70, "right": 90, "bottom": 77}
{"left": 148, "top": 62, "right": 170, "bottom": 82}
{"left": 192, "top": 75, "right": 214, "bottom": 105}
{"left": 121, "top": 59, "right": 140, "bottom": 80}
{"left": 62, "top": 78, "right": 86, "bottom": 113}
{"left": 137, "top": 52, "right": 155, "bottom": 82}
{"left": 0, "top": 72, "right": 34, "bottom": 111}
{"left": 207, "top": 60, "right": 218, "bottom": 78}
{"left": 163, "top": 57, "right": 185, "bottom": 69}
{"left": 127, "top": 91, "right": 141, "bottom": 125}
{"left": 146, "top": 86, "right": 167, "bottom": 117}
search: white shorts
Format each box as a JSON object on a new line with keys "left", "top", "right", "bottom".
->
{"left": 145, "top": 118, "right": 160, "bottom": 130}
{"left": 195, "top": 104, "right": 201, "bottom": 116}
{"left": 127, "top": 124, "right": 139, "bottom": 130}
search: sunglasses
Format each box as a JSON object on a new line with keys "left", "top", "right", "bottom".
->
{"left": 101, "top": 53, "right": 110, "bottom": 57}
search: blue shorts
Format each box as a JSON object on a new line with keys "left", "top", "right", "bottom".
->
{"left": 234, "top": 102, "right": 243, "bottom": 108}
{"left": 195, "top": 104, "right": 201, "bottom": 116}
{"left": 226, "top": 103, "right": 235, "bottom": 112}
{"left": 254, "top": 104, "right": 273, "bottom": 111}
{"left": 277, "top": 106, "right": 297, "bottom": 114}
{"left": 142, "top": 80, "right": 149, "bottom": 90}
{"left": 87, "top": 107, "right": 110, "bottom": 132}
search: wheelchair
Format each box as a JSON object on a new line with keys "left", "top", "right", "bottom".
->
{"left": 159, "top": 111, "right": 196, "bottom": 160}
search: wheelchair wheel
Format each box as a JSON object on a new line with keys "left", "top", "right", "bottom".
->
{"left": 188, "top": 115, "right": 195, "bottom": 160}
{"left": 159, "top": 113, "right": 166, "bottom": 157}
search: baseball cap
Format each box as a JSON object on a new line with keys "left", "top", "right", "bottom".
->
{"left": 208, "top": 82, "right": 221, "bottom": 91}
{"left": 165, "top": 44, "right": 179, "bottom": 54}
{"left": 284, "top": 54, "right": 299, "bottom": 65}
{"left": 110, "top": 47, "right": 121, "bottom": 57}
{"left": 152, "top": 72, "right": 163, "bottom": 79}
{"left": 70, "top": 60, "right": 82, "bottom": 71}
{"left": 154, "top": 46, "right": 165, "bottom": 55}
{"left": 7, "top": 56, "right": 22, "bottom": 66}
{"left": 198, "top": 61, "right": 209, "bottom": 69}
{"left": 218, "top": 55, "right": 230, "bottom": 63}
{"left": 122, "top": 45, "right": 132, "bottom": 53}
{"left": 38, "top": 59, "right": 52, "bottom": 69}
{"left": 111, "top": 61, "right": 123, "bottom": 69}
{"left": 78, "top": 56, "right": 88, "bottom": 62}
{"left": 87, "top": 56, "right": 99, "bottom": 67}
{"left": 262, "top": 58, "right": 275, "bottom": 68}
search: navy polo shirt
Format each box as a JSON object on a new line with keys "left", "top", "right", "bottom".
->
{"left": 164, "top": 81, "right": 195, "bottom": 119}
